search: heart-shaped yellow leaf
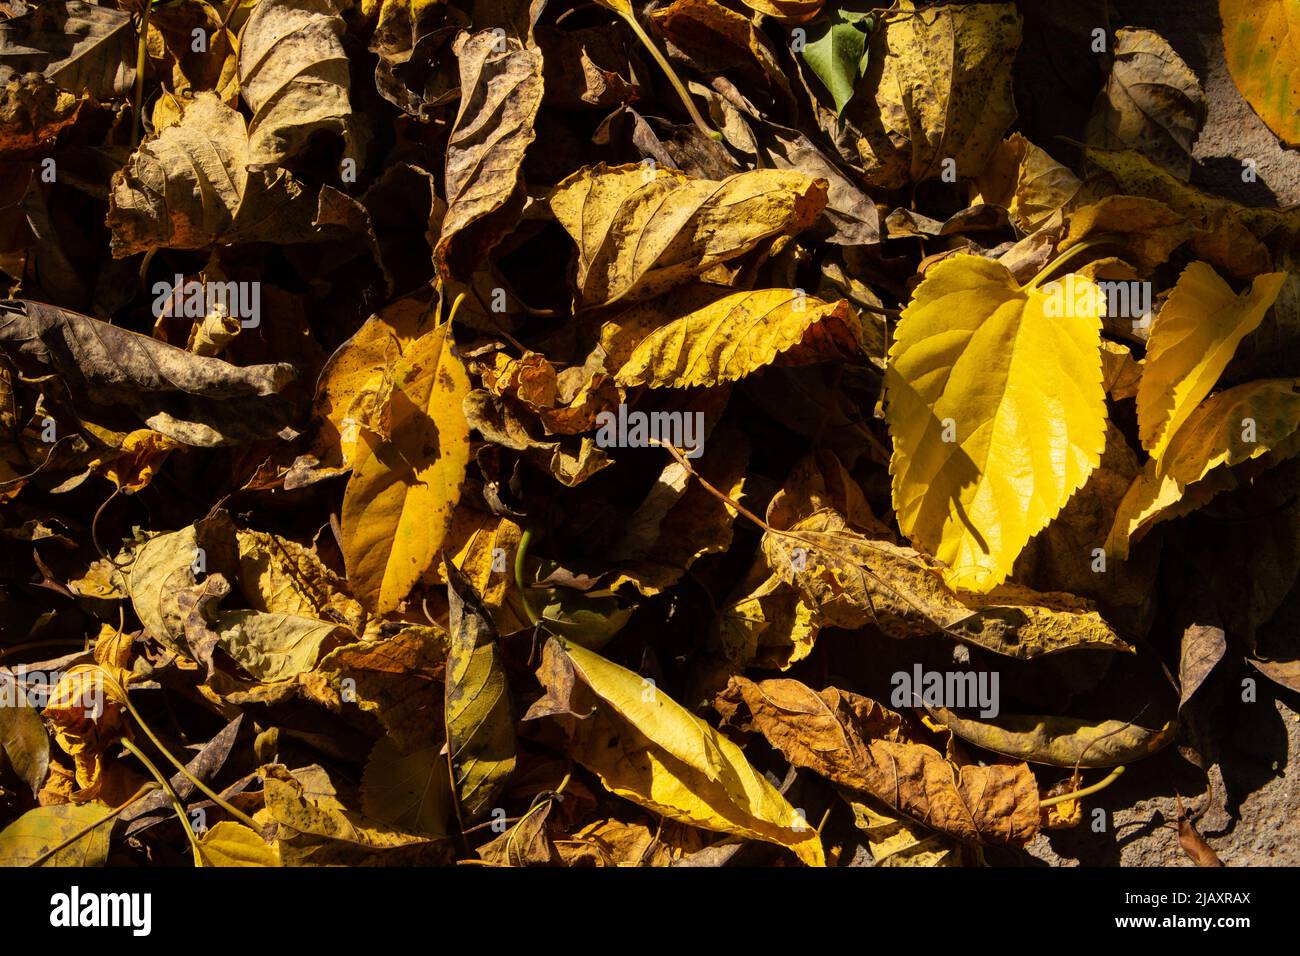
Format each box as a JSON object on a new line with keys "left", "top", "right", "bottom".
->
{"left": 885, "top": 254, "right": 1107, "bottom": 592}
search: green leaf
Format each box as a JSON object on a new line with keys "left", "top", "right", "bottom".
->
{"left": 800, "top": 9, "right": 874, "bottom": 115}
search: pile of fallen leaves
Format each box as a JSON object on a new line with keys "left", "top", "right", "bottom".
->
{"left": 0, "top": 0, "right": 1296, "bottom": 868}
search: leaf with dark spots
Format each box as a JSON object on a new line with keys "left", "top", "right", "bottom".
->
{"left": 0, "top": 300, "right": 296, "bottom": 447}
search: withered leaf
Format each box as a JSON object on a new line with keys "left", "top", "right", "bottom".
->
{"left": 847, "top": 1, "right": 1021, "bottom": 188}
{"left": 237, "top": 0, "right": 355, "bottom": 167}
{"left": 0, "top": 0, "right": 134, "bottom": 100}
{"left": 723, "top": 676, "right": 1040, "bottom": 846}
{"left": 434, "top": 29, "right": 544, "bottom": 282}
{"left": 0, "top": 300, "right": 295, "bottom": 447}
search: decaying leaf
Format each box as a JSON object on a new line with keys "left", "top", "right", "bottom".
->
{"left": 761, "top": 509, "right": 1132, "bottom": 658}
{"left": 0, "top": 0, "right": 135, "bottom": 100}
{"left": 1086, "top": 28, "right": 1205, "bottom": 179}
{"left": 237, "top": 0, "right": 355, "bottom": 167}
{"left": 847, "top": 2, "right": 1021, "bottom": 188}
{"left": 0, "top": 801, "right": 115, "bottom": 866}
{"left": 0, "top": 300, "right": 295, "bottom": 447}
{"left": 723, "top": 676, "right": 1040, "bottom": 845}
{"left": 434, "top": 29, "right": 544, "bottom": 281}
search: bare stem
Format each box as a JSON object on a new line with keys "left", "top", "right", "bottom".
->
{"left": 610, "top": 5, "right": 721, "bottom": 142}
{"left": 131, "top": 2, "right": 154, "bottom": 148}
{"left": 1040, "top": 766, "right": 1126, "bottom": 807}
{"left": 122, "top": 737, "right": 203, "bottom": 865}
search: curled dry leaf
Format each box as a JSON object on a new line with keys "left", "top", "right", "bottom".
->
{"left": 0, "top": 300, "right": 295, "bottom": 447}
{"left": 435, "top": 29, "right": 544, "bottom": 281}
{"left": 722, "top": 676, "right": 1040, "bottom": 846}
{"left": 761, "top": 509, "right": 1132, "bottom": 659}
{"left": 843, "top": 792, "right": 964, "bottom": 866}
{"left": 107, "top": 93, "right": 250, "bottom": 255}
{"left": 1086, "top": 28, "right": 1205, "bottom": 180}
{"left": 237, "top": 0, "right": 355, "bottom": 167}
{"left": 930, "top": 705, "right": 1176, "bottom": 769}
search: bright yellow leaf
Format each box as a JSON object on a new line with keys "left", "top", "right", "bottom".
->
{"left": 613, "top": 288, "right": 861, "bottom": 388}
{"left": 1108, "top": 378, "right": 1300, "bottom": 557}
{"left": 534, "top": 638, "right": 826, "bottom": 866}
{"left": 341, "top": 324, "right": 471, "bottom": 613}
{"left": 1220, "top": 0, "right": 1300, "bottom": 147}
{"left": 198, "top": 822, "right": 281, "bottom": 867}
{"left": 1137, "top": 262, "right": 1285, "bottom": 461}
{"left": 885, "top": 254, "right": 1107, "bottom": 592}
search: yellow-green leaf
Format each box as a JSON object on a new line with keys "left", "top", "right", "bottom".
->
{"left": 0, "top": 802, "right": 114, "bottom": 866}
{"left": 215, "top": 610, "right": 348, "bottom": 682}
{"left": 1137, "top": 262, "right": 1285, "bottom": 461}
{"left": 444, "top": 561, "right": 516, "bottom": 822}
{"left": 884, "top": 254, "right": 1107, "bottom": 592}
{"left": 341, "top": 324, "right": 471, "bottom": 613}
